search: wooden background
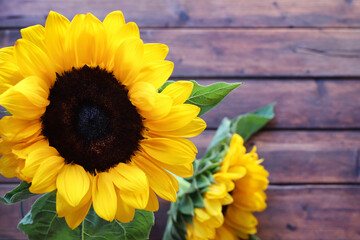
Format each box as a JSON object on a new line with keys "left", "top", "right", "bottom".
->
{"left": 1, "top": 0, "right": 360, "bottom": 239}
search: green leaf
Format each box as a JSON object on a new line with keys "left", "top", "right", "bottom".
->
{"left": 159, "top": 80, "right": 241, "bottom": 116}
{"left": 18, "top": 192, "right": 154, "bottom": 240}
{"left": 0, "top": 182, "right": 37, "bottom": 204}
{"left": 84, "top": 208, "right": 154, "bottom": 240}
{"left": 206, "top": 103, "right": 275, "bottom": 155}
{"left": 231, "top": 103, "right": 275, "bottom": 141}
{"left": 186, "top": 81, "right": 242, "bottom": 116}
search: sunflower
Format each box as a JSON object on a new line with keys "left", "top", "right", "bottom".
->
{"left": 0, "top": 11, "right": 206, "bottom": 229}
{"left": 185, "top": 134, "right": 268, "bottom": 240}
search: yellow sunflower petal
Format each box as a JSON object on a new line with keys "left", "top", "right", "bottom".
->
{"left": 115, "top": 190, "right": 136, "bottom": 223}
{"left": 12, "top": 137, "right": 48, "bottom": 159}
{"left": 156, "top": 161, "right": 194, "bottom": 178}
{"left": 141, "top": 138, "right": 196, "bottom": 165}
{"left": 208, "top": 213, "right": 224, "bottom": 228}
{"left": 143, "top": 43, "right": 169, "bottom": 65}
{"left": 21, "top": 146, "right": 59, "bottom": 178}
{"left": 14, "top": 39, "right": 55, "bottom": 86}
{"left": 0, "top": 76, "right": 49, "bottom": 119}
{"left": 92, "top": 172, "right": 117, "bottom": 221}
{"left": 144, "top": 188, "right": 159, "bottom": 211}
{"left": 203, "top": 198, "right": 222, "bottom": 216}
{"left": 0, "top": 116, "right": 41, "bottom": 142}
{"left": 215, "top": 225, "right": 237, "bottom": 240}
{"left": 0, "top": 154, "right": 19, "bottom": 178}
{"left": 134, "top": 153, "right": 178, "bottom": 202}
{"left": 29, "top": 155, "right": 65, "bottom": 193}
{"left": 0, "top": 139, "right": 14, "bottom": 155}
{"left": 128, "top": 81, "right": 156, "bottom": 111}
{"left": 20, "top": 25, "right": 46, "bottom": 52}
{"left": 57, "top": 164, "right": 91, "bottom": 207}
{"left": 144, "top": 104, "right": 200, "bottom": 132}
{"left": 220, "top": 193, "right": 234, "bottom": 205}
{"left": 64, "top": 199, "right": 92, "bottom": 230}
{"left": 75, "top": 13, "right": 106, "bottom": 67}
{"left": 45, "top": 11, "right": 70, "bottom": 72}
{"left": 193, "top": 218, "right": 216, "bottom": 239}
{"left": 161, "top": 81, "right": 193, "bottom": 105}
{"left": 149, "top": 117, "right": 206, "bottom": 138}
{"left": 113, "top": 38, "right": 144, "bottom": 85}
{"left": 225, "top": 207, "right": 258, "bottom": 234}
{"left": 134, "top": 60, "right": 174, "bottom": 89}
{"left": 205, "top": 183, "right": 228, "bottom": 199}
{"left": 112, "top": 22, "right": 140, "bottom": 46}
{"left": 103, "top": 11, "right": 125, "bottom": 31}
{"left": 109, "top": 163, "right": 148, "bottom": 192}
{"left": 65, "top": 13, "right": 106, "bottom": 68}
{"left": 117, "top": 169, "right": 150, "bottom": 210}
{"left": 195, "top": 208, "right": 211, "bottom": 222}
{"left": 139, "top": 92, "right": 173, "bottom": 120}
{"left": 57, "top": 177, "right": 92, "bottom": 216}
{"left": 0, "top": 49, "right": 22, "bottom": 94}
{"left": 232, "top": 191, "right": 267, "bottom": 212}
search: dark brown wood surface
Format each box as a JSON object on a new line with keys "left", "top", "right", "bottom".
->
{"left": 1, "top": 0, "right": 360, "bottom": 28}
{"left": 0, "top": 0, "right": 359, "bottom": 239}
{"left": 2, "top": 29, "right": 360, "bottom": 77}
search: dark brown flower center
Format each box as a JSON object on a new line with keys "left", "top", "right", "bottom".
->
{"left": 41, "top": 65, "right": 144, "bottom": 174}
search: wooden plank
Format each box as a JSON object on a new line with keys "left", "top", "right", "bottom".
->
{"left": 0, "top": 184, "right": 34, "bottom": 240}
{"left": 192, "top": 130, "right": 360, "bottom": 183}
{"left": 2, "top": 29, "right": 360, "bottom": 77}
{"left": 0, "top": 79, "right": 360, "bottom": 129}
{"left": 0, "top": 78, "right": 358, "bottom": 129}
{"left": 0, "top": 78, "right": 359, "bottom": 129}
{"left": 2, "top": 185, "right": 360, "bottom": 240}
{"left": 149, "top": 186, "right": 360, "bottom": 240}
{"left": 2, "top": 131, "right": 359, "bottom": 184}
{"left": 199, "top": 79, "right": 360, "bottom": 129}
{"left": 1, "top": 0, "right": 360, "bottom": 28}
{"left": 257, "top": 185, "right": 360, "bottom": 240}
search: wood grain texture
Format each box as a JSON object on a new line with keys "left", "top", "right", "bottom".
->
{"left": 2, "top": 185, "right": 359, "bottom": 240}
{"left": 149, "top": 186, "right": 360, "bottom": 240}
{"left": 1, "top": 0, "right": 360, "bottom": 28}
{"left": 0, "top": 185, "right": 34, "bottom": 240}
{"left": 192, "top": 130, "right": 360, "bottom": 184}
{"left": 2, "top": 29, "right": 360, "bottom": 77}
{"left": 198, "top": 79, "right": 360, "bottom": 129}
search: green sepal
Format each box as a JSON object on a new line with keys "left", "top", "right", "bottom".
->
{"left": 159, "top": 80, "right": 242, "bottom": 117}
{"left": 0, "top": 182, "right": 37, "bottom": 204}
{"left": 18, "top": 192, "right": 154, "bottom": 240}
{"left": 196, "top": 174, "right": 211, "bottom": 189}
{"left": 190, "top": 190, "right": 205, "bottom": 208}
{"left": 250, "top": 234, "right": 262, "bottom": 240}
{"left": 179, "top": 195, "right": 194, "bottom": 216}
{"left": 164, "top": 104, "right": 275, "bottom": 240}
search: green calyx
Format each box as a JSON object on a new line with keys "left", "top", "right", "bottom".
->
{"left": 163, "top": 103, "right": 275, "bottom": 240}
